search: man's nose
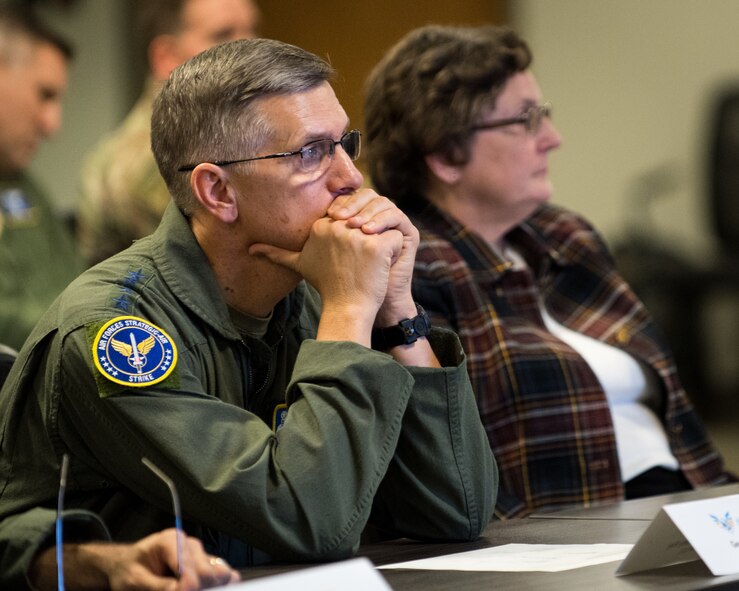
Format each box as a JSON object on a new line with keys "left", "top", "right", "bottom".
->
{"left": 328, "top": 144, "right": 364, "bottom": 194}
{"left": 39, "top": 102, "right": 63, "bottom": 137}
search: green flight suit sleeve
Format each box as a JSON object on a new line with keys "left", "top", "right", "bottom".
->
{"left": 0, "top": 508, "right": 110, "bottom": 591}
{"left": 369, "top": 328, "right": 497, "bottom": 540}
{"left": 56, "top": 330, "right": 419, "bottom": 561}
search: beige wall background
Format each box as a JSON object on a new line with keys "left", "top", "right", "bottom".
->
{"left": 510, "top": 0, "right": 739, "bottom": 258}
{"left": 510, "top": 1, "right": 739, "bottom": 424}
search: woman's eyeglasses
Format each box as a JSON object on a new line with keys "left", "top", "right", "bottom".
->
{"left": 470, "top": 103, "right": 552, "bottom": 135}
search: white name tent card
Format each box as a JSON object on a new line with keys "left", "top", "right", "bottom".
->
{"left": 210, "top": 558, "right": 392, "bottom": 591}
{"left": 616, "top": 493, "right": 739, "bottom": 576}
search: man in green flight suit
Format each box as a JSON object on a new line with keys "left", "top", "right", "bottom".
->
{"left": 0, "top": 37, "right": 497, "bottom": 576}
{"left": 0, "top": 6, "right": 83, "bottom": 351}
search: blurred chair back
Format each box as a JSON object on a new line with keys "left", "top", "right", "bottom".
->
{"left": 708, "top": 85, "right": 739, "bottom": 254}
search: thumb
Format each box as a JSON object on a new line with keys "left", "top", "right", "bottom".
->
{"left": 249, "top": 242, "right": 301, "bottom": 273}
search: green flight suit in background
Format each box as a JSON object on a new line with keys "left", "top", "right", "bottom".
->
{"left": 0, "top": 174, "right": 84, "bottom": 351}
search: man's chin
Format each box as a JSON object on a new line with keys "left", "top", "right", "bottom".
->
{"left": 7, "top": 155, "right": 33, "bottom": 176}
{"left": 0, "top": 165, "right": 23, "bottom": 178}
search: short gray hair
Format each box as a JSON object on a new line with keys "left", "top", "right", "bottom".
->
{"left": 151, "top": 38, "right": 334, "bottom": 214}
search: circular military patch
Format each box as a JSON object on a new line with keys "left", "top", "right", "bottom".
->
{"left": 92, "top": 316, "right": 177, "bottom": 387}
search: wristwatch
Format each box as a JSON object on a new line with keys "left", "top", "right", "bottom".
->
{"left": 371, "top": 303, "right": 432, "bottom": 351}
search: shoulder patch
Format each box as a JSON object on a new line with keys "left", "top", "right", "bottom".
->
{"left": 92, "top": 316, "right": 177, "bottom": 387}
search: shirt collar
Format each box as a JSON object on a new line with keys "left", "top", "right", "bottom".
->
{"left": 414, "top": 202, "right": 580, "bottom": 281}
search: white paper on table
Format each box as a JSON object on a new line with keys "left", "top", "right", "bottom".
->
{"left": 378, "top": 543, "right": 633, "bottom": 572}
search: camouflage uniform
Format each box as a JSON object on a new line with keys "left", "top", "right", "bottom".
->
{"left": 77, "top": 80, "right": 171, "bottom": 265}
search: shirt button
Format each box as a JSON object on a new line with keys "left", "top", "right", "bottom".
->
{"left": 671, "top": 423, "right": 683, "bottom": 435}
{"left": 615, "top": 326, "right": 631, "bottom": 345}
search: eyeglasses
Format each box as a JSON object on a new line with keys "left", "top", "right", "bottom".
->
{"left": 470, "top": 103, "right": 552, "bottom": 135}
{"left": 56, "top": 454, "right": 70, "bottom": 591}
{"left": 177, "top": 129, "right": 362, "bottom": 175}
{"left": 142, "top": 457, "right": 184, "bottom": 579}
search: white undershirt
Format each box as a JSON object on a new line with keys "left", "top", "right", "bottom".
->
{"left": 504, "top": 246, "right": 679, "bottom": 481}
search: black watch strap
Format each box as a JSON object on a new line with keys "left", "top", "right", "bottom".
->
{"left": 371, "top": 303, "right": 432, "bottom": 351}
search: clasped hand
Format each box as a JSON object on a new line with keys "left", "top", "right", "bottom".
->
{"left": 249, "top": 189, "right": 419, "bottom": 345}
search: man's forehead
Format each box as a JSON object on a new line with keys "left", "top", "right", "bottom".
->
{"left": 27, "top": 43, "right": 68, "bottom": 78}
{"left": 0, "top": 35, "right": 36, "bottom": 69}
{"left": 257, "top": 85, "right": 349, "bottom": 142}
{"left": 179, "top": 0, "right": 257, "bottom": 34}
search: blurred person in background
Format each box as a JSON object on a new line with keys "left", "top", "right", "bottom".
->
{"left": 77, "top": 0, "right": 260, "bottom": 265}
{"left": 0, "top": 4, "right": 83, "bottom": 351}
{"left": 364, "top": 24, "right": 734, "bottom": 519}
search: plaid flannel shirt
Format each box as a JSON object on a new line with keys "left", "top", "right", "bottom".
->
{"left": 410, "top": 202, "right": 732, "bottom": 519}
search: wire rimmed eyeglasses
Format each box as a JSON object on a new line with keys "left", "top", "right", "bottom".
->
{"left": 470, "top": 103, "right": 552, "bottom": 135}
{"left": 177, "top": 129, "right": 362, "bottom": 174}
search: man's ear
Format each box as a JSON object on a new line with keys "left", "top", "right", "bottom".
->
{"left": 425, "top": 153, "right": 462, "bottom": 185}
{"left": 148, "top": 34, "right": 182, "bottom": 81}
{"left": 190, "top": 164, "right": 240, "bottom": 223}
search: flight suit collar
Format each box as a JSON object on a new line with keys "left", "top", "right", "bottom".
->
{"left": 152, "top": 203, "right": 306, "bottom": 342}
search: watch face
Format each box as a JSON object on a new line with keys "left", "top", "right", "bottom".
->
{"left": 371, "top": 305, "right": 431, "bottom": 350}
{"left": 413, "top": 314, "right": 430, "bottom": 336}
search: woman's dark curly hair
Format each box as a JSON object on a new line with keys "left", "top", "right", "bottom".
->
{"left": 364, "top": 25, "right": 531, "bottom": 210}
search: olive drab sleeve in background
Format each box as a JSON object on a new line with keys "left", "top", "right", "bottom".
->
{"left": 0, "top": 508, "right": 110, "bottom": 590}
{"left": 0, "top": 175, "right": 84, "bottom": 351}
{"left": 0, "top": 203, "right": 496, "bottom": 571}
